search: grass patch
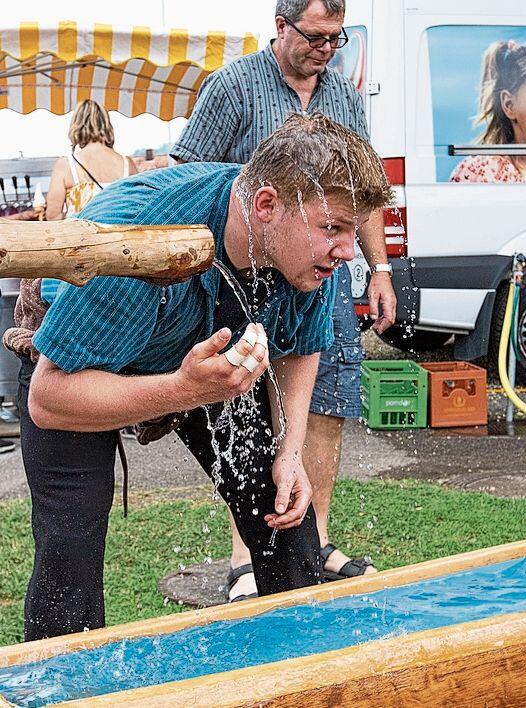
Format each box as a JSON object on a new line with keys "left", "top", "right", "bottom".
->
{"left": 2, "top": 478, "right": 526, "bottom": 647}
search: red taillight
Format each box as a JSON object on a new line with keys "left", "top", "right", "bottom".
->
{"left": 382, "top": 157, "right": 406, "bottom": 258}
{"left": 383, "top": 206, "right": 407, "bottom": 257}
{"left": 382, "top": 156, "right": 405, "bottom": 185}
{"left": 354, "top": 157, "right": 407, "bottom": 318}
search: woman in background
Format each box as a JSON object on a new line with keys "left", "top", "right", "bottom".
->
{"left": 46, "top": 99, "right": 137, "bottom": 220}
{"left": 451, "top": 40, "right": 526, "bottom": 183}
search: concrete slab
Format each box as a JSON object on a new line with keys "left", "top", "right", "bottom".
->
{"left": 159, "top": 558, "right": 230, "bottom": 608}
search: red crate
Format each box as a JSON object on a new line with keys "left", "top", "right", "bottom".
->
{"left": 420, "top": 361, "right": 487, "bottom": 428}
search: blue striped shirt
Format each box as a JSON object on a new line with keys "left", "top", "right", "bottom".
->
{"left": 171, "top": 43, "right": 369, "bottom": 164}
{"left": 34, "top": 163, "right": 335, "bottom": 374}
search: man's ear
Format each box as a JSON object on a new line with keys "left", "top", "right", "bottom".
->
{"left": 275, "top": 16, "right": 286, "bottom": 39}
{"left": 253, "top": 185, "right": 280, "bottom": 223}
{"left": 501, "top": 89, "right": 517, "bottom": 121}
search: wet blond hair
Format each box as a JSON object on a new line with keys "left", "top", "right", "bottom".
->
{"left": 68, "top": 99, "right": 115, "bottom": 149}
{"left": 476, "top": 40, "right": 526, "bottom": 144}
{"left": 240, "top": 112, "right": 393, "bottom": 212}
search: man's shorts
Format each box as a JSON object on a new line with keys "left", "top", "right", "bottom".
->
{"left": 310, "top": 266, "right": 363, "bottom": 419}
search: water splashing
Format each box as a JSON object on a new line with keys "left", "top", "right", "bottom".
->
{"left": 212, "top": 260, "right": 287, "bottom": 442}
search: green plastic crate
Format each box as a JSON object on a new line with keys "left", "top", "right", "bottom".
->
{"left": 361, "top": 360, "right": 428, "bottom": 429}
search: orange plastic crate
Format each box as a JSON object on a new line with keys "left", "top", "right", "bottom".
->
{"left": 420, "top": 361, "right": 487, "bottom": 428}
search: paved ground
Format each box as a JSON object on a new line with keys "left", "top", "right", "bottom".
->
{"left": 1, "top": 330, "right": 525, "bottom": 503}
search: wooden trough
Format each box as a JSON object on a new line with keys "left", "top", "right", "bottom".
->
{"left": 1, "top": 540, "right": 526, "bottom": 707}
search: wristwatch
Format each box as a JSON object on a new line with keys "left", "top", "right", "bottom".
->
{"left": 370, "top": 263, "right": 393, "bottom": 276}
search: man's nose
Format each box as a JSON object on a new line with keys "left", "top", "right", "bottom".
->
{"left": 331, "top": 238, "right": 355, "bottom": 262}
{"left": 318, "top": 40, "right": 333, "bottom": 55}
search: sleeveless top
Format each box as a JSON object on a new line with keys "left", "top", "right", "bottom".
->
{"left": 64, "top": 152, "right": 129, "bottom": 217}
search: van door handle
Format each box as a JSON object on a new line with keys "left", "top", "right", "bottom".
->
{"left": 448, "top": 144, "right": 526, "bottom": 156}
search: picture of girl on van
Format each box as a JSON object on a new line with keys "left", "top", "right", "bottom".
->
{"left": 450, "top": 40, "right": 526, "bottom": 183}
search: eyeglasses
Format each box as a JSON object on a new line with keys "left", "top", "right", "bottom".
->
{"left": 281, "top": 16, "right": 348, "bottom": 50}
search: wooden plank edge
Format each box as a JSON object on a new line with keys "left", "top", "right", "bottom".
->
{"left": 1, "top": 538, "right": 525, "bottom": 668}
{"left": 52, "top": 610, "right": 526, "bottom": 707}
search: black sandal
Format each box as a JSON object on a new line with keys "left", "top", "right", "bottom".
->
{"left": 224, "top": 563, "right": 259, "bottom": 602}
{"left": 321, "top": 543, "right": 375, "bottom": 582}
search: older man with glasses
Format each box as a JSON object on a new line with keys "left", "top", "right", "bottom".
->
{"left": 171, "top": 0, "right": 396, "bottom": 602}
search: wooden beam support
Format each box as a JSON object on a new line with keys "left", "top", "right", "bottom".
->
{"left": 0, "top": 220, "right": 215, "bottom": 285}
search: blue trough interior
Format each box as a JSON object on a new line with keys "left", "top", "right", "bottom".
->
{"left": 1, "top": 557, "right": 526, "bottom": 707}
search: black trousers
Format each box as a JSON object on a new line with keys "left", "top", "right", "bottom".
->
{"left": 19, "top": 357, "right": 321, "bottom": 641}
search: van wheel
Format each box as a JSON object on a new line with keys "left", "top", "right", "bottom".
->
{"left": 377, "top": 325, "right": 451, "bottom": 353}
{"left": 488, "top": 285, "right": 526, "bottom": 384}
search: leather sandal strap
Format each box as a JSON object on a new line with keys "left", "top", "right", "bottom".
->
{"left": 338, "top": 557, "right": 373, "bottom": 577}
{"left": 225, "top": 563, "right": 257, "bottom": 603}
{"left": 231, "top": 592, "right": 258, "bottom": 603}
{"left": 225, "top": 563, "right": 254, "bottom": 590}
{"left": 320, "top": 543, "right": 337, "bottom": 563}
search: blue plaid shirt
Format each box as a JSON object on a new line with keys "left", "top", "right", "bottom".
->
{"left": 34, "top": 163, "right": 335, "bottom": 374}
{"left": 171, "top": 43, "right": 369, "bottom": 164}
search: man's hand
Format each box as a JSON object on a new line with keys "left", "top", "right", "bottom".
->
{"left": 176, "top": 322, "right": 269, "bottom": 409}
{"left": 367, "top": 272, "right": 397, "bottom": 334}
{"left": 264, "top": 451, "right": 313, "bottom": 530}
{"left": 29, "top": 322, "right": 269, "bottom": 432}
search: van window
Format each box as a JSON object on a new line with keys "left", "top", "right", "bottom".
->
{"left": 329, "top": 26, "right": 367, "bottom": 97}
{"left": 424, "top": 25, "right": 526, "bottom": 183}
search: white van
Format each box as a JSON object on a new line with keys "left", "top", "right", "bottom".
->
{"left": 336, "top": 0, "right": 526, "bottom": 377}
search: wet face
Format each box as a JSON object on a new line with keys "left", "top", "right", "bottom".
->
{"left": 501, "top": 81, "right": 526, "bottom": 143}
{"left": 265, "top": 196, "right": 369, "bottom": 292}
{"left": 276, "top": 0, "right": 344, "bottom": 78}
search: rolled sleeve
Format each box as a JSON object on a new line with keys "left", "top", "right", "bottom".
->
{"left": 171, "top": 72, "right": 241, "bottom": 163}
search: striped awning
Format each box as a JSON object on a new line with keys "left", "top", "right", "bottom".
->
{"left": 0, "top": 22, "right": 258, "bottom": 120}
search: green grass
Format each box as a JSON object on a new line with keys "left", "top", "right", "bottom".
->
{"left": 2, "top": 478, "right": 526, "bottom": 647}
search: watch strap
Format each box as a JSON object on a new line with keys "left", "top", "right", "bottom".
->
{"left": 371, "top": 263, "right": 392, "bottom": 274}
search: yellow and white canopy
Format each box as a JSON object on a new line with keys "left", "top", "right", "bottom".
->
{"left": 0, "top": 22, "right": 257, "bottom": 120}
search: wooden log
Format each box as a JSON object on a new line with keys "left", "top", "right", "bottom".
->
{"left": 0, "top": 220, "right": 214, "bottom": 286}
